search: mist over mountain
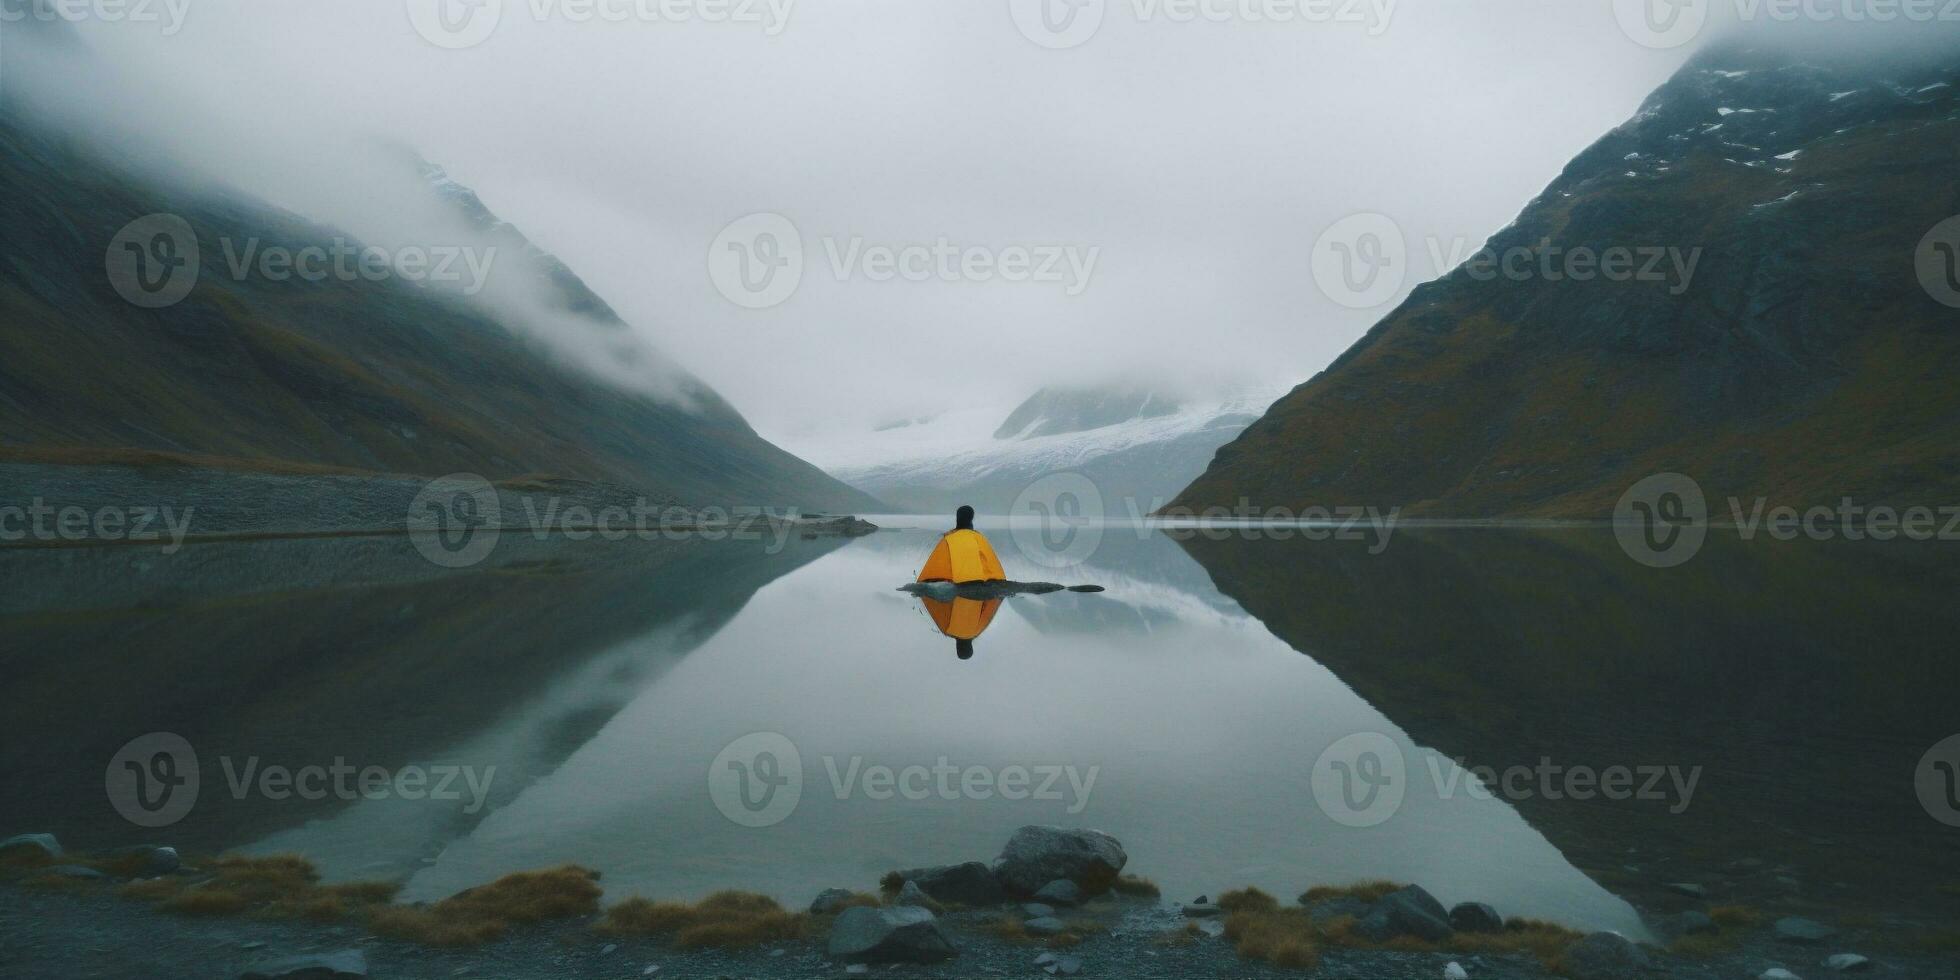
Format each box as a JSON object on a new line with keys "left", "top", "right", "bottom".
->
{"left": 0, "top": 26, "right": 877, "bottom": 511}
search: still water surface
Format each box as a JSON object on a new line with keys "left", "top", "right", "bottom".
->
{"left": 3, "top": 518, "right": 1954, "bottom": 935}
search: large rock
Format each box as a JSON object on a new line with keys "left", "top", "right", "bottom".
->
{"left": 1561, "top": 932, "right": 1649, "bottom": 980}
{"left": 239, "top": 950, "right": 368, "bottom": 979}
{"left": 1775, "top": 917, "right": 1839, "bottom": 945}
{"left": 1449, "top": 901, "right": 1503, "bottom": 933}
{"left": 1356, "top": 885, "right": 1453, "bottom": 943}
{"left": 992, "top": 826, "right": 1127, "bottom": 895}
{"left": 827, "top": 906, "right": 956, "bottom": 964}
{"left": 896, "top": 881, "right": 942, "bottom": 913}
{"left": 0, "top": 833, "right": 60, "bottom": 861}
{"left": 1023, "top": 916, "right": 1067, "bottom": 937}
{"left": 104, "top": 845, "right": 180, "bottom": 877}
{"left": 892, "top": 862, "right": 1005, "bottom": 906}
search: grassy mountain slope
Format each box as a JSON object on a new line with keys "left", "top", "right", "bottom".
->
{"left": 0, "top": 45, "right": 877, "bottom": 512}
{"left": 1172, "top": 42, "right": 1960, "bottom": 517}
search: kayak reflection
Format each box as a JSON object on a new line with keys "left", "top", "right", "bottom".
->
{"left": 919, "top": 594, "right": 1002, "bottom": 660}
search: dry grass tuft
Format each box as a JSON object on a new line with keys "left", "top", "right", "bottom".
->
{"left": 121, "top": 853, "right": 396, "bottom": 923}
{"left": 1708, "top": 905, "right": 1763, "bottom": 928}
{"left": 1217, "top": 887, "right": 1281, "bottom": 914}
{"left": 981, "top": 915, "right": 1031, "bottom": 942}
{"left": 1224, "top": 906, "right": 1321, "bottom": 970}
{"left": 369, "top": 866, "right": 601, "bottom": 946}
{"left": 1299, "top": 880, "right": 1403, "bottom": 905}
{"left": 594, "top": 891, "right": 808, "bottom": 950}
{"left": 1109, "top": 875, "right": 1161, "bottom": 898}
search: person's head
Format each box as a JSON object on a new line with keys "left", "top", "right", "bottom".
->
{"left": 956, "top": 638, "right": 975, "bottom": 660}
{"left": 955, "top": 505, "right": 975, "bottom": 530}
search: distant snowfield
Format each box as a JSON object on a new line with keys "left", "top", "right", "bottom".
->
{"left": 804, "top": 387, "right": 1287, "bottom": 494}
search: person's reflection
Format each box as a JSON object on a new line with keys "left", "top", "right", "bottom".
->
{"left": 920, "top": 595, "right": 1003, "bottom": 660}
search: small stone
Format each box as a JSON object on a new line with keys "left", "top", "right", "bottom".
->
{"left": 641, "top": 967, "right": 659, "bottom": 976}
{"left": 1192, "top": 894, "right": 1209, "bottom": 904}
{"left": 896, "top": 880, "right": 942, "bottom": 912}
{"left": 1659, "top": 910, "right": 1717, "bottom": 939}
{"left": 1775, "top": 918, "right": 1839, "bottom": 945}
{"left": 1181, "top": 903, "right": 1223, "bottom": 918}
{"left": 1033, "top": 879, "right": 1083, "bottom": 907}
{"left": 845, "top": 966, "right": 868, "bottom": 976}
{"left": 769, "top": 948, "right": 785, "bottom": 958}
{"left": 1023, "top": 903, "right": 1056, "bottom": 917}
{"left": 1034, "top": 952, "right": 1058, "bottom": 966}
{"left": 1760, "top": 970, "right": 1801, "bottom": 980}
{"left": 238, "top": 950, "right": 368, "bottom": 980}
{"left": 1024, "top": 916, "right": 1067, "bottom": 936}
{"left": 1823, "top": 954, "right": 1870, "bottom": 972}
{"left": 600, "top": 944, "right": 617, "bottom": 955}
{"left": 0, "top": 833, "right": 60, "bottom": 860}
{"left": 1053, "top": 955, "right": 1082, "bottom": 975}
{"left": 1444, "top": 962, "right": 1469, "bottom": 980}
{"left": 809, "top": 888, "right": 857, "bottom": 915}
{"left": 1665, "top": 882, "right": 1706, "bottom": 898}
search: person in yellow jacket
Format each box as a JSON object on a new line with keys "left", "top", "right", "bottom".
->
{"left": 916, "top": 506, "right": 1006, "bottom": 585}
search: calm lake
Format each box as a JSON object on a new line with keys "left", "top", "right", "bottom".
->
{"left": 3, "top": 518, "right": 1956, "bottom": 936}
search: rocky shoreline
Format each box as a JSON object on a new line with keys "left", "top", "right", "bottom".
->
{"left": 4, "top": 828, "right": 1947, "bottom": 980}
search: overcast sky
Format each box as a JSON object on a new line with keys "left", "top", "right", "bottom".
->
{"left": 30, "top": 2, "right": 1939, "bottom": 455}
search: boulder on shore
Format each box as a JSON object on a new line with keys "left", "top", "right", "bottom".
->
{"left": 1449, "top": 901, "right": 1503, "bottom": 933}
{"left": 1561, "top": 932, "right": 1650, "bottom": 980}
{"left": 827, "top": 906, "right": 956, "bottom": 964}
{"left": 992, "top": 826, "right": 1127, "bottom": 895}
{"left": 1775, "top": 917, "right": 1839, "bottom": 945}
{"left": 891, "top": 861, "right": 1005, "bottom": 906}
{"left": 1356, "top": 885, "right": 1452, "bottom": 943}
{"left": 1033, "top": 879, "right": 1083, "bottom": 907}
